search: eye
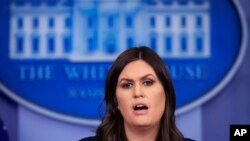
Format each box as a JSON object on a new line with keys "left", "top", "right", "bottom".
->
{"left": 121, "top": 83, "right": 133, "bottom": 89}
{"left": 143, "top": 80, "right": 154, "bottom": 86}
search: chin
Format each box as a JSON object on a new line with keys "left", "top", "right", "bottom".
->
{"left": 132, "top": 120, "right": 151, "bottom": 127}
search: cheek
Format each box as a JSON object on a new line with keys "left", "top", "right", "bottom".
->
{"left": 155, "top": 95, "right": 165, "bottom": 110}
{"left": 151, "top": 88, "right": 166, "bottom": 115}
{"left": 116, "top": 97, "right": 132, "bottom": 119}
{"left": 116, "top": 90, "right": 131, "bottom": 111}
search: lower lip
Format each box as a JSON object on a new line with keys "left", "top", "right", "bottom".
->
{"left": 133, "top": 109, "right": 148, "bottom": 115}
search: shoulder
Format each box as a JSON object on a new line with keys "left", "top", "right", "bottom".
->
{"left": 184, "top": 138, "right": 195, "bottom": 141}
{"left": 79, "top": 136, "right": 97, "bottom": 141}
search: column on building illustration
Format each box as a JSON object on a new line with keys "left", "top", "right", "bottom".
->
{"left": 15, "top": 17, "right": 24, "bottom": 55}
{"left": 55, "top": 0, "right": 73, "bottom": 57}
{"left": 86, "top": 14, "right": 97, "bottom": 53}
{"left": 47, "top": 34, "right": 55, "bottom": 54}
{"left": 194, "top": 15, "right": 204, "bottom": 53}
{"left": 179, "top": 16, "right": 188, "bottom": 53}
{"left": 16, "top": 33, "right": 24, "bottom": 54}
{"left": 81, "top": 11, "right": 98, "bottom": 54}
{"left": 125, "top": 15, "right": 134, "bottom": 48}
{"left": 105, "top": 15, "right": 118, "bottom": 54}
{"left": 193, "top": 13, "right": 210, "bottom": 57}
{"left": 164, "top": 15, "right": 173, "bottom": 53}
{"left": 150, "top": 33, "right": 157, "bottom": 51}
{"left": 63, "top": 16, "right": 72, "bottom": 54}
{"left": 165, "top": 34, "right": 173, "bottom": 53}
{"left": 47, "top": 17, "right": 55, "bottom": 54}
{"left": 31, "top": 17, "right": 39, "bottom": 54}
{"left": 31, "top": 34, "right": 40, "bottom": 54}
{"left": 149, "top": 16, "right": 157, "bottom": 51}
{"left": 119, "top": 0, "right": 141, "bottom": 51}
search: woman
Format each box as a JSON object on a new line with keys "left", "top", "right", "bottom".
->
{"left": 80, "top": 46, "right": 194, "bottom": 141}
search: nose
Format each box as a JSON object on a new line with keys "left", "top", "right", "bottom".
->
{"left": 133, "top": 83, "right": 144, "bottom": 98}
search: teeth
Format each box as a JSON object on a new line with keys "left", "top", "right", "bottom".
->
{"left": 134, "top": 104, "right": 148, "bottom": 110}
{"left": 136, "top": 104, "right": 144, "bottom": 108}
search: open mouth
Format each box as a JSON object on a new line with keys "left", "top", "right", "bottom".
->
{"left": 133, "top": 104, "right": 149, "bottom": 111}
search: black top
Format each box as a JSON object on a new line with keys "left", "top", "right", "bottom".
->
{"left": 79, "top": 136, "right": 195, "bottom": 141}
{"left": 0, "top": 118, "right": 9, "bottom": 141}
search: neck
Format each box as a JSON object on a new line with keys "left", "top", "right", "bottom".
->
{"left": 124, "top": 123, "right": 160, "bottom": 141}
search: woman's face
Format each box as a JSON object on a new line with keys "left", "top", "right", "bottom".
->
{"left": 116, "top": 60, "right": 166, "bottom": 128}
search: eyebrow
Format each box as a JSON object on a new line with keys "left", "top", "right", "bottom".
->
{"left": 118, "top": 74, "right": 155, "bottom": 83}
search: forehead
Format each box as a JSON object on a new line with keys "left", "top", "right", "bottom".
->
{"left": 118, "top": 60, "right": 157, "bottom": 79}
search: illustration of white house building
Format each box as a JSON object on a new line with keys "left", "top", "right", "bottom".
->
{"left": 9, "top": 0, "right": 210, "bottom": 61}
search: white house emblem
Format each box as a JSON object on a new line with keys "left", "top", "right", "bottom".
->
{"left": 0, "top": 0, "right": 247, "bottom": 125}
